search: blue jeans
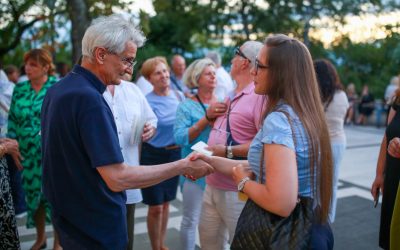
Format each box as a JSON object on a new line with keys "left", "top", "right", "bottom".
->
{"left": 311, "top": 223, "right": 334, "bottom": 250}
{"left": 7, "top": 154, "right": 26, "bottom": 215}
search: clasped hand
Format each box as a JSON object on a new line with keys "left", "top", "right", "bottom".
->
{"left": 183, "top": 153, "right": 214, "bottom": 180}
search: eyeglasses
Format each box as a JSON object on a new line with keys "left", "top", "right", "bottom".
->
{"left": 106, "top": 49, "right": 137, "bottom": 68}
{"left": 234, "top": 47, "right": 251, "bottom": 62}
{"left": 255, "top": 57, "right": 269, "bottom": 74}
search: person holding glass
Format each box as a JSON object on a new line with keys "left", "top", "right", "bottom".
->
{"left": 173, "top": 58, "right": 227, "bottom": 250}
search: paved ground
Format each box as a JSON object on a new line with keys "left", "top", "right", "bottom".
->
{"left": 18, "top": 125, "right": 385, "bottom": 250}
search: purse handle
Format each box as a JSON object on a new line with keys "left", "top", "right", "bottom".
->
{"left": 258, "top": 110, "right": 297, "bottom": 184}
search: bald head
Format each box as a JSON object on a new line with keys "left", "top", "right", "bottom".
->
{"left": 171, "top": 55, "right": 186, "bottom": 78}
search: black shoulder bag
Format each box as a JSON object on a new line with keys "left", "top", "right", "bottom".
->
{"left": 231, "top": 110, "right": 314, "bottom": 250}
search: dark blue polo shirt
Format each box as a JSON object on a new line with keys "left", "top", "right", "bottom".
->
{"left": 41, "top": 65, "right": 126, "bottom": 249}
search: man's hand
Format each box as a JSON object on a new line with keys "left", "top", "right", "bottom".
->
{"left": 2, "top": 139, "right": 23, "bottom": 170}
{"left": 206, "top": 144, "right": 226, "bottom": 157}
{"left": 142, "top": 123, "right": 156, "bottom": 142}
{"left": 182, "top": 156, "right": 214, "bottom": 179}
{"left": 388, "top": 137, "right": 400, "bottom": 158}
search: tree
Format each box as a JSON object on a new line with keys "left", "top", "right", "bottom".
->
{"left": 0, "top": 0, "right": 66, "bottom": 58}
{"left": 65, "top": 0, "right": 91, "bottom": 63}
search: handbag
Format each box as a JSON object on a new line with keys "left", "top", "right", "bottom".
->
{"left": 231, "top": 110, "right": 314, "bottom": 250}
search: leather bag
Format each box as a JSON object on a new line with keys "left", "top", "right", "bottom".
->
{"left": 231, "top": 110, "right": 314, "bottom": 250}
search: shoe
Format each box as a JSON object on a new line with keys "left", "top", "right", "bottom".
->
{"left": 30, "top": 242, "right": 47, "bottom": 250}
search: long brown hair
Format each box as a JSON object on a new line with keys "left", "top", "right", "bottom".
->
{"left": 262, "top": 34, "right": 333, "bottom": 223}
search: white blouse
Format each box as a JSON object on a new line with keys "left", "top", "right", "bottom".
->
{"left": 103, "top": 80, "right": 158, "bottom": 204}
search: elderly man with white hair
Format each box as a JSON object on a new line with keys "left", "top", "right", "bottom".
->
{"left": 206, "top": 51, "right": 234, "bottom": 100}
{"left": 41, "top": 14, "right": 214, "bottom": 250}
{"left": 199, "top": 41, "right": 267, "bottom": 250}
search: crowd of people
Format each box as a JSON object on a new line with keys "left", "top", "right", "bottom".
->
{"left": 0, "top": 13, "right": 399, "bottom": 250}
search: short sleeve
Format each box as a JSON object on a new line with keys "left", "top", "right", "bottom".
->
{"left": 261, "top": 111, "right": 295, "bottom": 150}
{"left": 79, "top": 105, "right": 123, "bottom": 168}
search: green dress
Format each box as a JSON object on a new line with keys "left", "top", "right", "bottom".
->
{"left": 7, "top": 76, "right": 57, "bottom": 228}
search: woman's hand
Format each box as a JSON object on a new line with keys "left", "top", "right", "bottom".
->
{"left": 371, "top": 175, "right": 384, "bottom": 201}
{"left": 142, "top": 123, "right": 156, "bottom": 142}
{"left": 387, "top": 137, "right": 400, "bottom": 158}
{"left": 206, "top": 102, "right": 228, "bottom": 120}
{"left": 2, "top": 139, "right": 23, "bottom": 170}
{"left": 232, "top": 164, "right": 254, "bottom": 185}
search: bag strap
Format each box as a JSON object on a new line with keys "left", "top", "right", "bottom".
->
{"left": 195, "top": 94, "right": 207, "bottom": 114}
{"left": 226, "top": 93, "right": 244, "bottom": 145}
{"left": 258, "top": 109, "right": 297, "bottom": 184}
{"left": 170, "top": 75, "right": 183, "bottom": 92}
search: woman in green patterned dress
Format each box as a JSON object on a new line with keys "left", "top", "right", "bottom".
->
{"left": 8, "top": 49, "right": 60, "bottom": 250}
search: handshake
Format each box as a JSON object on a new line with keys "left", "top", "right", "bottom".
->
{"left": 182, "top": 152, "right": 214, "bottom": 181}
{"left": 182, "top": 141, "right": 214, "bottom": 180}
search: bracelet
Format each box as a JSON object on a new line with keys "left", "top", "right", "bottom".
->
{"left": 0, "top": 144, "right": 6, "bottom": 158}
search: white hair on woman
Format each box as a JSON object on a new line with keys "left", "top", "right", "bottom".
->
{"left": 82, "top": 14, "right": 146, "bottom": 60}
{"left": 183, "top": 58, "right": 215, "bottom": 89}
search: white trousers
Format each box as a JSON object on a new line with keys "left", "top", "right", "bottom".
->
{"left": 180, "top": 181, "right": 204, "bottom": 250}
{"left": 199, "top": 185, "right": 245, "bottom": 250}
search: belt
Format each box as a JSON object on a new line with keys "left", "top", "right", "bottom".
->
{"left": 164, "top": 144, "right": 180, "bottom": 150}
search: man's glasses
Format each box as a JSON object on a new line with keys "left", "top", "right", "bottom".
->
{"left": 106, "top": 49, "right": 137, "bottom": 68}
{"left": 234, "top": 47, "right": 251, "bottom": 62}
{"left": 255, "top": 57, "right": 269, "bottom": 74}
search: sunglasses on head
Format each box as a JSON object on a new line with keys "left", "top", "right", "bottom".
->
{"left": 234, "top": 47, "right": 251, "bottom": 62}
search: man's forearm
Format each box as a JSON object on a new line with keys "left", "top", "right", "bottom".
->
{"left": 98, "top": 159, "right": 186, "bottom": 192}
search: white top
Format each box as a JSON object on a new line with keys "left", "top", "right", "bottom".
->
{"left": 214, "top": 67, "right": 234, "bottom": 100}
{"left": 136, "top": 76, "right": 153, "bottom": 96}
{"left": 325, "top": 90, "right": 349, "bottom": 144}
{"left": 103, "top": 80, "right": 158, "bottom": 204}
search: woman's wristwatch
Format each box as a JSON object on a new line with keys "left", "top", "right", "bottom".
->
{"left": 237, "top": 176, "right": 250, "bottom": 192}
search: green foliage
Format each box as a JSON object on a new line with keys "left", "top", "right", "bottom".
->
{"left": 1, "top": 0, "right": 398, "bottom": 98}
{"left": 332, "top": 32, "right": 400, "bottom": 98}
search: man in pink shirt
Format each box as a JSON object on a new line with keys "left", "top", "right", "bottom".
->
{"left": 199, "top": 41, "right": 267, "bottom": 249}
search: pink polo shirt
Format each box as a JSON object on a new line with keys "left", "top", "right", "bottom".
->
{"left": 207, "top": 82, "right": 266, "bottom": 191}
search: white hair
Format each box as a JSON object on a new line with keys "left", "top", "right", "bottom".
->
{"left": 240, "top": 41, "right": 263, "bottom": 67}
{"left": 82, "top": 14, "right": 146, "bottom": 60}
{"left": 183, "top": 58, "right": 215, "bottom": 89}
{"left": 205, "top": 51, "right": 221, "bottom": 66}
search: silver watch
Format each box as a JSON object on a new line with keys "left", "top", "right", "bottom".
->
{"left": 237, "top": 176, "right": 250, "bottom": 192}
{"left": 227, "top": 145, "right": 234, "bottom": 159}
